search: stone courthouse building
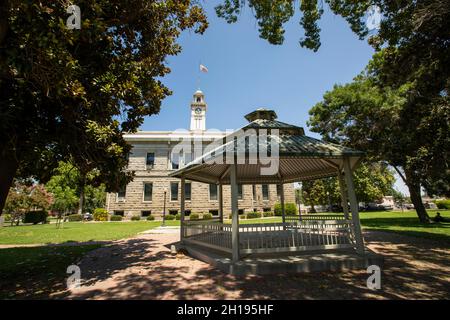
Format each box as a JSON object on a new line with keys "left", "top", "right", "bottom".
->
{"left": 106, "top": 90, "right": 295, "bottom": 218}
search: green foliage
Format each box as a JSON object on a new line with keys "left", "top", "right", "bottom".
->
{"left": 436, "top": 200, "right": 450, "bottom": 210}
{"left": 274, "top": 202, "right": 298, "bottom": 216}
{"left": 175, "top": 213, "right": 181, "bottom": 220}
{"left": 23, "top": 211, "right": 48, "bottom": 225}
{"left": 263, "top": 211, "right": 274, "bottom": 217}
{"left": 146, "top": 215, "right": 155, "bottom": 221}
{"left": 130, "top": 215, "right": 141, "bottom": 221}
{"left": 93, "top": 208, "right": 108, "bottom": 222}
{"left": 246, "top": 212, "right": 262, "bottom": 219}
{"left": 0, "top": 1, "right": 208, "bottom": 214}
{"left": 110, "top": 215, "right": 123, "bottom": 221}
{"left": 3, "top": 214, "right": 11, "bottom": 222}
{"left": 164, "top": 214, "right": 175, "bottom": 221}
{"left": 67, "top": 214, "right": 83, "bottom": 222}
{"left": 189, "top": 213, "right": 200, "bottom": 221}
{"left": 202, "top": 213, "right": 213, "bottom": 220}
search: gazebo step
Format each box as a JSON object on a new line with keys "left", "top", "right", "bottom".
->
{"left": 178, "top": 243, "right": 383, "bottom": 275}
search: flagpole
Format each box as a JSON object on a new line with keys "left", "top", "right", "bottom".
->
{"left": 197, "top": 60, "right": 201, "bottom": 90}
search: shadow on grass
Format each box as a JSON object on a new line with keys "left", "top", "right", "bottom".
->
{"left": 0, "top": 244, "right": 102, "bottom": 299}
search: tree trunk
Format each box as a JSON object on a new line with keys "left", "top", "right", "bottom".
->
{"left": 405, "top": 171, "right": 430, "bottom": 223}
{"left": 77, "top": 174, "right": 86, "bottom": 215}
{"left": 0, "top": 152, "right": 19, "bottom": 215}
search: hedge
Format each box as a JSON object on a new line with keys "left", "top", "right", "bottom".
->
{"left": 202, "top": 213, "right": 213, "bottom": 220}
{"left": 263, "top": 211, "right": 274, "bottom": 217}
{"left": 93, "top": 208, "right": 109, "bottom": 221}
{"left": 165, "top": 214, "right": 175, "bottom": 221}
{"left": 175, "top": 213, "right": 181, "bottom": 220}
{"left": 146, "top": 215, "right": 155, "bottom": 221}
{"left": 274, "top": 202, "right": 298, "bottom": 216}
{"left": 190, "top": 213, "right": 200, "bottom": 221}
{"left": 131, "top": 215, "right": 141, "bottom": 221}
{"left": 110, "top": 215, "right": 123, "bottom": 221}
{"left": 246, "top": 212, "right": 262, "bottom": 219}
{"left": 23, "top": 210, "right": 48, "bottom": 225}
{"left": 436, "top": 200, "right": 450, "bottom": 209}
{"left": 67, "top": 214, "right": 83, "bottom": 222}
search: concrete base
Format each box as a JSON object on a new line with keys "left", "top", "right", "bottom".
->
{"left": 176, "top": 243, "right": 384, "bottom": 276}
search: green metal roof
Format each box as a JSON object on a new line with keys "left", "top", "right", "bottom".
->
{"left": 169, "top": 109, "right": 364, "bottom": 184}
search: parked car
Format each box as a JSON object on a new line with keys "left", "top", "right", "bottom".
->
{"left": 404, "top": 203, "right": 415, "bottom": 210}
{"left": 378, "top": 204, "right": 394, "bottom": 211}
{"left": 83, "top": 212, "right": 93, "bottom": 221}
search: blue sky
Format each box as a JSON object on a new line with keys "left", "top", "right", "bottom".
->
{"left": 140, "top": 2, "right": 407, "bottom": 195}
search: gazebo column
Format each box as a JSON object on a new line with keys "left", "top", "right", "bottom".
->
{"left": 279, "top": 183, "right": 286, "bottom": 227}
{"left": 180, "top": 177, "right": 186, "bottom": 243}
{"left": 230, "top": 164, "right": 240, "bottom": 262}
{"left": 337, "top": 171, "right": 350, "bottom": 220}
{"left": 343, "top": 157, "right": 365, "bottom": 255}
{"left": 218, "top": 183, "right": 224, "bottom": 223}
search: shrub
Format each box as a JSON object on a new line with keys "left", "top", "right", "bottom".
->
{"left": 3, "top": 214, "right": 11, "bottom": 222}
{"left": 202, "top": 213, "right": 213, "bottom": 220}
{"left": 131, "top": 215, "right": 141, "bottom": 221}
{"left": 23, "top": 210, "right": 48, "bottom": 225}
{"left": 239, "top": 214, "right": 246, "bottom": 219}
{"left": 190, "top": 213, "right": 200, "bottom": 221}
{"left": 93, "top": 208, "right": 109, "bottom": 221}
{"left": 165, "top": 214, "right": 175, "bottom": 221}
{"left": 110, "top": 215, "right": 123, "bottom": 221}
{"left": 263, "top": 211, "right": 273, "bottom": 217}
{"left": 146, "top": 215, "right": 155, "bottom": 221}
{"left": 67, "top": 214, "right": 83, "bottom": 222}
{"left": 175, "top": 213, "right": 181, "bottom": 220}
{"left": 274, "top": 202, "right": 298, "bottom": 216}
{"left": 246, "top": 212, "right": 262, "bottom": 219}
{"left": 436, "top": 200, "right": 450, "bottom": 209}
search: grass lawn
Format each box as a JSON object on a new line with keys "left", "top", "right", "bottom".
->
{"left": 0, "top": 220, "right": 178, "bottom": 245}
{"left": 235, "top": 209, "right": 450, "bottom": 243}
{"left": 0, "top": 244, "right": 101, "bottom": 299}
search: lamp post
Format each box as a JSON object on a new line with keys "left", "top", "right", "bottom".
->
{"left": 162, "top": 187, "right": 167, "bottom": 227}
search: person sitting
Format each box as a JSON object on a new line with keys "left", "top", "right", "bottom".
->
{"left": 433, "top": 212, "right": 450, "bottom": 223}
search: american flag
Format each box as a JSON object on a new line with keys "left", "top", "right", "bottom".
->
{"left": 199, "top": 64, "right": 208, "bottom": 73}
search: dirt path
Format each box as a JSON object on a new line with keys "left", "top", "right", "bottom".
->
{"left": 65, "top": 229, "right": 450, "bottom": 300}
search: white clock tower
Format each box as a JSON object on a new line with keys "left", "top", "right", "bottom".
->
{"left": 190, "top": 89, "right": 207, "bottom": 131}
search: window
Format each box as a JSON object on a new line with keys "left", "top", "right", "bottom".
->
{"left": 169, "top": 210, "right": 178, "bottom": 215}
{"left": 209, "top": 210, "right": 219, "bottom": 216}
{"left": 263, "top": 207, "right": 271, "bottom": 212}
{"left": 238, "top": 209, "right": 245, "bottom": 215}
{"left": 117, "top": 185, "right": 126, "bottom": 201}
{"left": 262, "top": 184, "right": 269, "bottom": 200}
{"left": 114, "top": 210, "right": 124, "bottom": 216}
{"left": 237, "top": 184, "right": 243, "bottom": 200}
{"left": 184, "top": 153, "right": 193, "bottom": 167}
{"left": 184, "top": 210, "right": 191, "bottom": 216}
{"left": 209, "top": 184, "right": 218, "bottom": 200}
{"left": 141, "top": 210, "right": 152, "bottom": 217}
{"left": 146, "top": 153, "right": 155, "bottom": 168}
{"left": 143, "top": 183, "right": 153, "bottom": 202}
{"left": 184, "top": 182, "right": 191, "bottom": 201}
{"left": 171, "top": 152, "right": 180, "bottom": 170}
{"left": 171, "top": 182, "right": 179, "bottom": 201}
{"left": 276, "top": 184, "right": 282, "bottom": 198}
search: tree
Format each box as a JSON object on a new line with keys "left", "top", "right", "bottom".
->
{"left": 301, "top": 162, "right": 395, "bottom": 209}
{"left": 308, "top": 72, "right": 449, "bottom": 222}
{"left": 45, "top": 162, "right": 106, "bottom": 215}
{"left": 0, "top": 1, "right": 208, "bottom": 214}
{"left": 3, "top": 180, "right": 53, "bottom": 225}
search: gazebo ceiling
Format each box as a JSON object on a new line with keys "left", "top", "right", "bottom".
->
{"left": 169, "top": 109, "right": 364, "bottom": 184}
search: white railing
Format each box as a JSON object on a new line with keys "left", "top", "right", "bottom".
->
{"left": 182, "top": 219, "right": 355, "bottom": 255}
{"left": 183, "top": 220, "right": 232, "bottom": 253}
{"left": 285, "top": 214, "right": 347, "bottom": 223}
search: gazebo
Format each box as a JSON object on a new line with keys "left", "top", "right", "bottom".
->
{"left": 170, "top": 109, "right": 379, "bottom": 273}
